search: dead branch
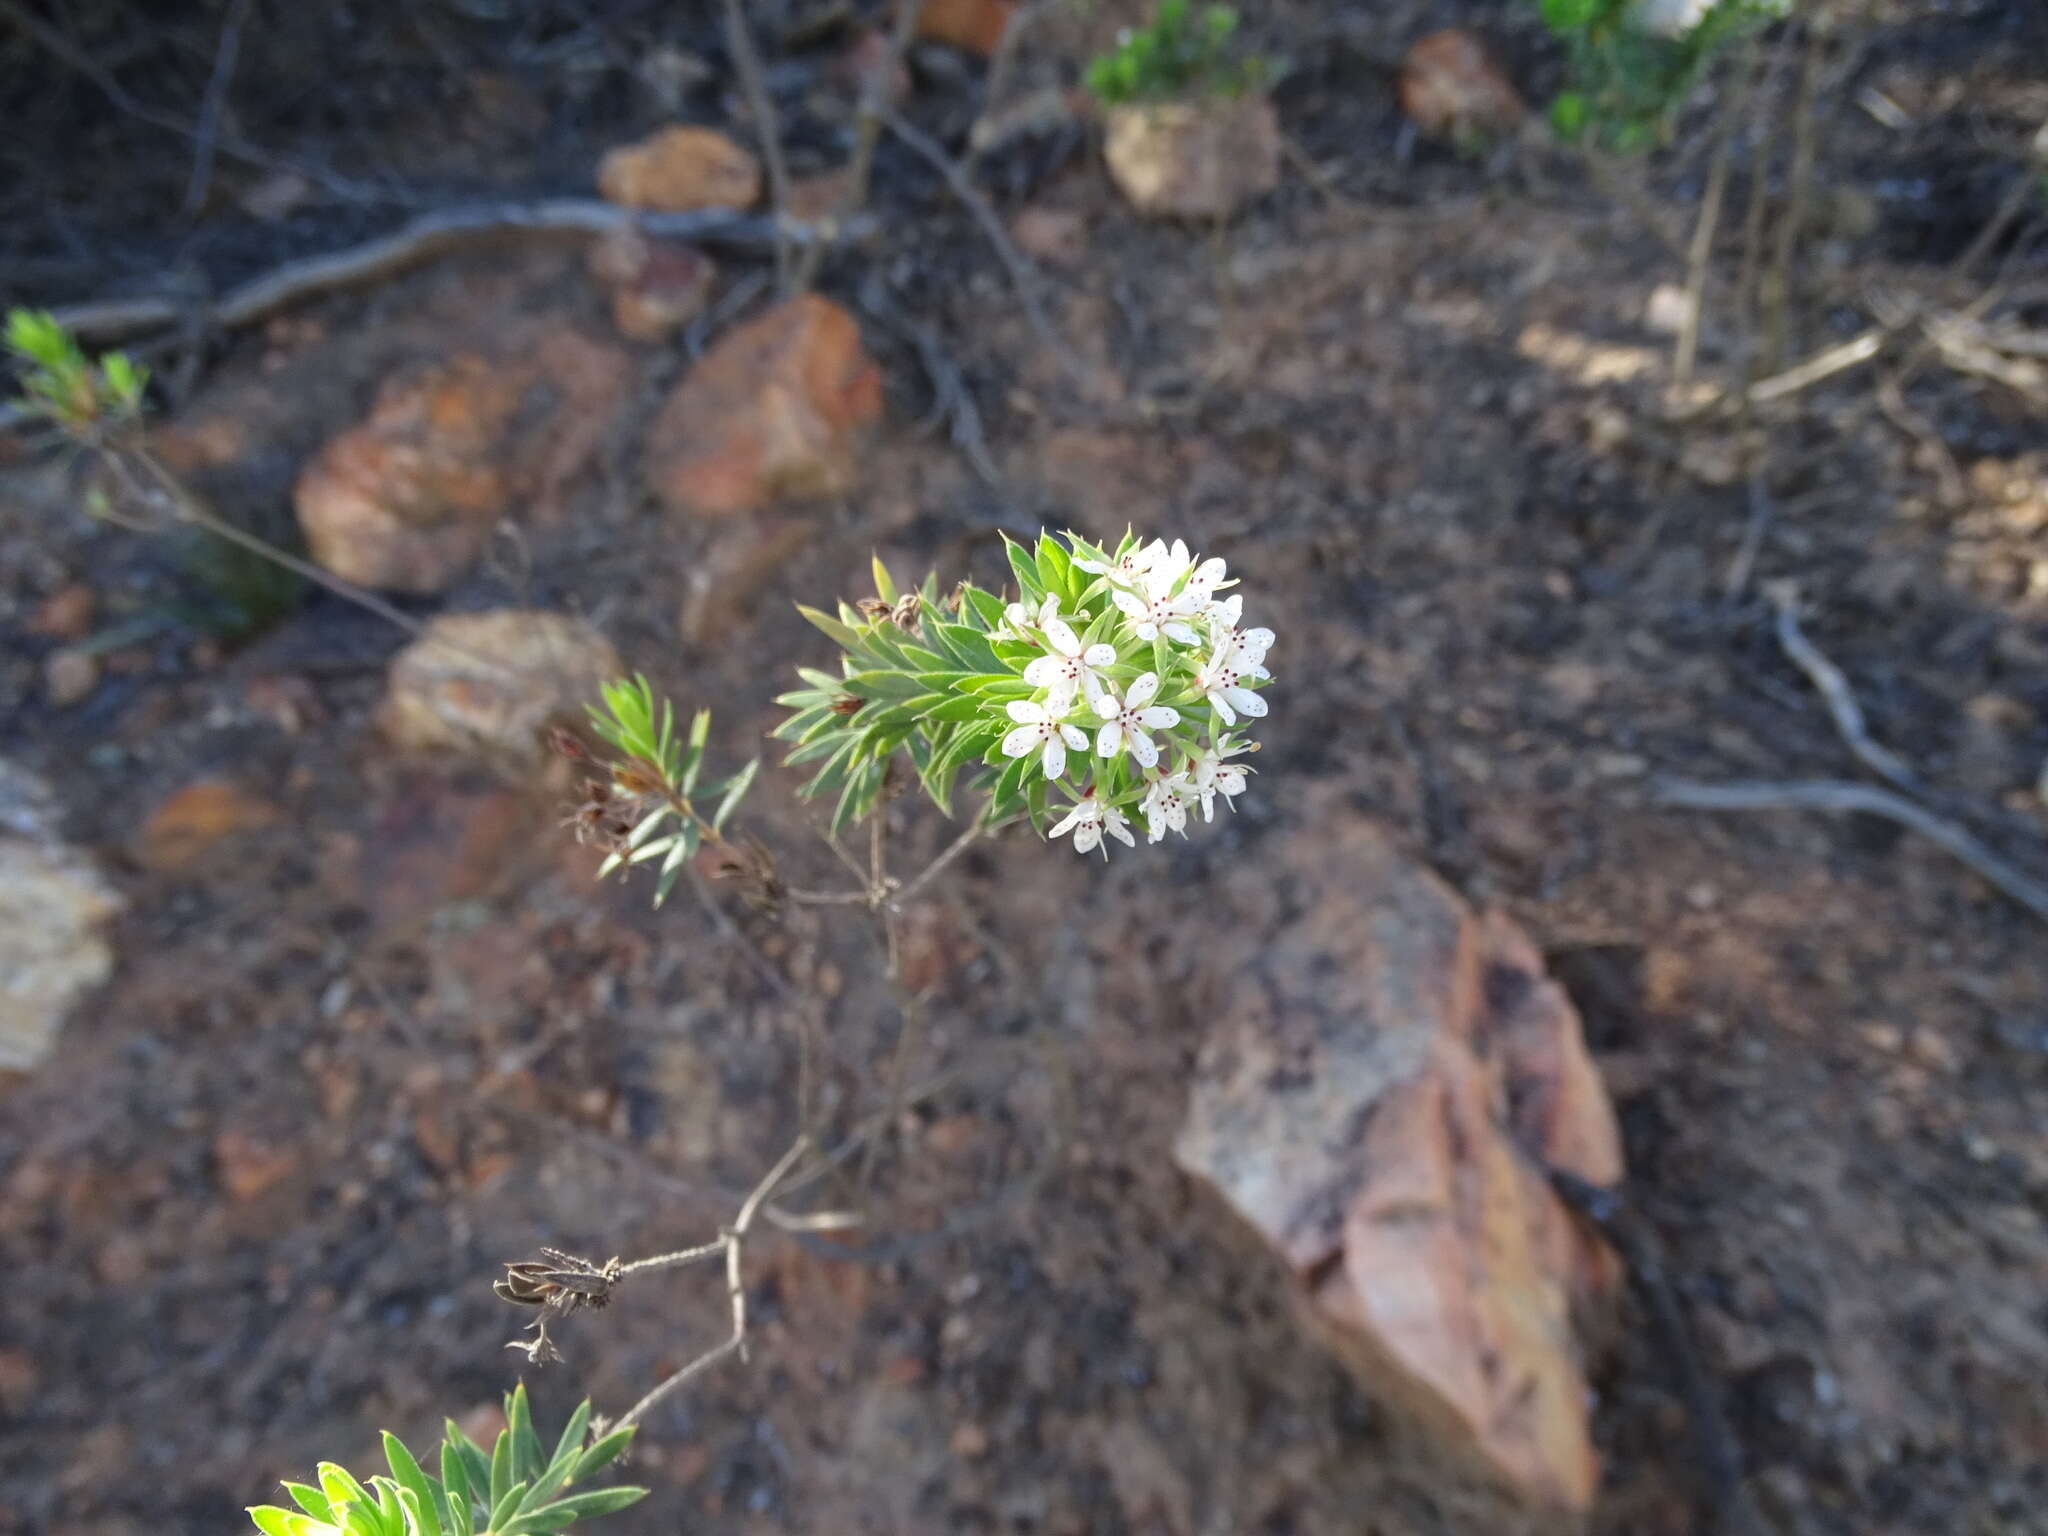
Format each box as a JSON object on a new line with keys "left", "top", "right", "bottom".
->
{"left": 45, "top": 201, "right": 865, "bottom": 346}
{"left": 1652, "top": 778, "right": 2048, "bottom": 926}
{"left": 877, "top": 109, "right": 1100, "bottom": 396}
{"left": 722, "top": 0, "right": 796, "bottom": 292}
{"left": 1766, "top": 584, "right": 1918, "bottom": 792}
{"left": 181, "top": 0, "right": 252, "bottom": 219}
{"left": 499, "top": 1138, "right": 814, "bottom": 1427}
{"left": 1744, "top": 326, "right": 1887, "bottom": 404}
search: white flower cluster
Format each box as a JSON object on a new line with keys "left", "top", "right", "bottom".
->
{"left": 998, "top": 535, "right": 1273, "bottom": 858}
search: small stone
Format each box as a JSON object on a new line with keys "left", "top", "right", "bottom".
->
{"left": 43, "top": 647, "right": 100, "bottom": 707}
{"left": 356, "top": 774, "right": 541, "bottom": 932}
{"left": 213, "top": 1128, "right": 300, "bottom": 1201}
{"left": 380, "top": 610, "right": 622, "bottom": 765}
{"left": 587, "top": 227, "right": 716, "bottom": 343}
{"left": 1645, "top": 283, "right": 1694, "bottom": 337}
{"left": 294, "top": 354, "right": 524, "bottom": 594}
{"left": 949, "top": 1422, "right": 992, "bottom": 1460}
{"left": 1102, "top": 95, "right": 1280, "bottom": 221}
{"left": 1399, "top": 29, "right": 1526, "bottom": 141}
{"left": 1011, "top": 206, "right": 1089, "bottom": 268}
{"left": 785, "top": 167, "right": 859, "bottom": 223}
{"left": 0, "top": 830, "right": 122, "bottom": 1071}
{"left": 644, "top": 294, "right": 883, "bottom": 518}
{"left": 134, "top": 779, "right": 281, "bottom": 873}
{"left": 915, "top": 0, "right": 1015, "bottom": 56}
{"left": 598, "top": 125, "right": 761, "bottom": 212}
{"left": 27, "top": 583, "right": 96, "bottom": 640}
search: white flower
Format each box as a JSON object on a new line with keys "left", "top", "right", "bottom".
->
{"left": 1092, "top": 671, "right": 1180, "bottom": 770}
{"left": 1074, "top": 541, "right": 1161, "bottom": 586}
{"left": 1191, "top": 635, "right": 1269, "bottom": 726}
{"left": 1205, "top": 595, "right": 1274, "bottom": 669}
{"left": 1190, "top": 740, "right": 1253, "bottom": 821}
{"left": 1111, "top": 562, "right": 1204, "bottom": 645}
{"left": 1139, "top": 769, "right": 1198, "bottom": 843}
{"left": 1001, "top": 698, "right": 1089, "bottom": 780}
{"left": 1049, "top": 790, "right": 1136, "bottom": 857}
{"left": 1022, "top": 614, "right": 1117, "bottom": 709}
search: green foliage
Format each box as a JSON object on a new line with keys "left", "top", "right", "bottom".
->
{"left": 1084, "top": 1, "right": 1266, "bottom": 107}
{"left": 584, "top": 675, "right": 758, "bottom": 907}
{"left": 5, "top": 307, "right": 148, "bottom": 429}
{"left": 773, "top": 534, "right": 1262, "bottom": 842}
{"left": 1539, "top": 0, "right": 1788, "bottom": 151}
{"left": 247, "top": 1385, "right": 644, "bottom": 1536}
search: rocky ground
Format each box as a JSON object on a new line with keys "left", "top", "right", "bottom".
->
{"left": 3, "top": 2, "right": 2048, "bottom": 1534}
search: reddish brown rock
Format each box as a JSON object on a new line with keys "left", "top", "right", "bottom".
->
{"left": 598, "top": 125, "right": 761, "bottom": 212}
{"left": 1175, "top": 812, "right": 1622, "bottom": 1512}
{"left": 133, "top": 779, "right": 282, "bottom": 873}
{"left": 212, "top": 1128, "right": 300, "bottom": 1202}
{"left": 294, "top": 354, "right": 523, "bottom": 594}
{"left": 41, "top": 648, "right": 99, "bottom": 707}
{"left": 1102, "top": 95, "right": 1280, "bottom": 220}
{"left": 587, "top": 227, "right": 716, "bottom": 343}
{"left": 294, "top": 332, "right": 629, "bottom": 591}
{"left": 357, "top": 774, "right": 544, "bottom": 932}
{"left": 1399, "top": 29, "right": 1526, "bottom": 142}
{"left": 644, "top": 295, "right": 883, "bottom": 518}
{"left": 914, "top": 0, "right": 1015, "bottom": 56}
{"left": 27, "top": 583, "right": 96, "bottom": 640}
{"left": 380, "top": 609, "right": 622, "bottom": 766}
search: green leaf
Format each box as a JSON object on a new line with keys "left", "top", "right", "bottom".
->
{"left": 570, "top": 1428, "right": 636, "bottom": 1483}
{"left": 869, "top": 554, "right": 898, "bottom": 604}
{"left": 797, "top": 603, "right": 870, "bottom": 655}
{"left": 487, "top": 1479, "right": 530, "bottom": 1535}
{"left": 282, "top": 1483, "right": 335, "bottom": 1522}
{"left": 712, "top": 759, "right": 758, "bottom": 833}
{"left": 1541, "top": 0, "right": 1602, "bottom": 31}
{"left": 959, "top": 586, "right": 1007, "bottom": 631}
{"left": 320, "top": 1464, "right": 374, "bottom": 1518}
{"left": 531, "top": 1400, "right": 594, "bottom": 1505}
{"left": 840, "top": 670, "right": 926, "bottom": 701}
{"left": 488, "top": 1430, "right": 513, "bottom": 1515}
{"left": 927, "top": 624, "right": 1004, "bottom": 675}
{"left": 503, "top": 1486, "right": 649, "bottom": 1533}
{"left": 1003, "top": 537, "right": 1041, "bottom": 603}
{"left": 382, "top": 1434, "right": 440, "bottom": 1536}
{"left": 1033, "top": 531, "right": 1074, "bottom": 603}
{"left": 679, "top": 709, "right": 712, "bottom": 794}
{"left": 440, "top": 1441, "right": 474, "bottom": 1536}
{"left": 1549, "top": 90, "right": 1588, "bottom": 136}
{"left": 249, "top": 1506, "right": 321, "bottom": 1536}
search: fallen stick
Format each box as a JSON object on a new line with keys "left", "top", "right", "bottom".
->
{"left": 1767, "top": 585, "right": 1919, "bottom": 793}
{"left": 1653, "top": 777, "right": 2048, "bottom": 926}
{"left": 43, "top": 200, "right": 868, "bottom": 345}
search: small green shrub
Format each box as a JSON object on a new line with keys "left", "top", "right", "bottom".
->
{"left": 247, "top": 1385, "right": 645, "bottom": 1536}
{"left": 1084, "top": 1, "right": 1266, "bottom": 108}
{"left": 1541, "top": 0, "right": 1788, "bottom": 151}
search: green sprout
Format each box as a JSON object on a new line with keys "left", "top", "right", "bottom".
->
{"left": 6, "top": 307, "right": 148, "bottom": 432}
{"left": 1541, "top": 0, "right": 1789, "bottom": 151}
{"left": 247, "top": 1385, "right": 645, "bottom": 1536}
{"left": 1084, "top": 1, "right": 1267, "bottom": 108}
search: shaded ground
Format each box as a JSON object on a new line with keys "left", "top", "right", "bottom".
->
{"left": 4, "top": 2, "right": 2048, "bottom": 1534}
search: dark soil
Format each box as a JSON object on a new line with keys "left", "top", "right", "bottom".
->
{"left": 4, "top": 3, "right": 2048, "bottom": 1535}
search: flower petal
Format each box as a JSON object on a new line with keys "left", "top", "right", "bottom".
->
{"left": 1127, "top": 672, "right": 1160, "bottom": 708}
{"left": 1093, "top": 692, "right": 1122, "bottom": 720}
{"left": 1208, "top": 691, "right": 1237, "bottom": 727}
{"left": 1049, "top": 804, "right": 1082, "bottom": 837}
{"left": 1137, "top": 705, "right": 1179, "bottom": 729}
{"left": 1112, "top": 590, "right": 1146, "bottom": 619}
{"left": 1042, "top": 616, "right": 1082, "bottom": 657}
{"left": 1023, "top": 656, "right": 1062, "bottom": 688}
{"left": 1073, "top": 822, "right": 1102, "bottom": 854}
{"left": 1239, "top": 626, "right": 1275, "bottom": 652}
{"left": 1127, "top": 731, "right": 1159, "bottom": 770}
{"left": 1001, "top": 723, "right": 1042, "bottom": 757}
{"left": 1059, "top": 723, "right": 1090, "bottom": 751}
{"left": 1162, "top": 622, "right": 1202, "bottom": 646}
{"left": 1041, "top": 735, "right": 1067, "bottom": 780}
{"left": 1096, "top": 721, "right": 1121, "bottom": 758}
{"left": 1106, "top": 813, "right": 1137, "bottom": 847}
{"left": 1081, "top": 642, "right": 1117, "bottom": 667}
{"left": 1224, "top": 687, "right": 1268, "bottom": 719}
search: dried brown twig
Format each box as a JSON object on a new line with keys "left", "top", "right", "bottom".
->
{"left": 499, "top": 1138, "right": 822, "bottom": 1433}
{"left": 721, "top": 0, "right": 797, "bottom": 293}
{"left": 1766, "top": 583, "right": 1917, "bottom": 792}
{"left": 1654, "top": 778, "right": 2048, "bottom": 926}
